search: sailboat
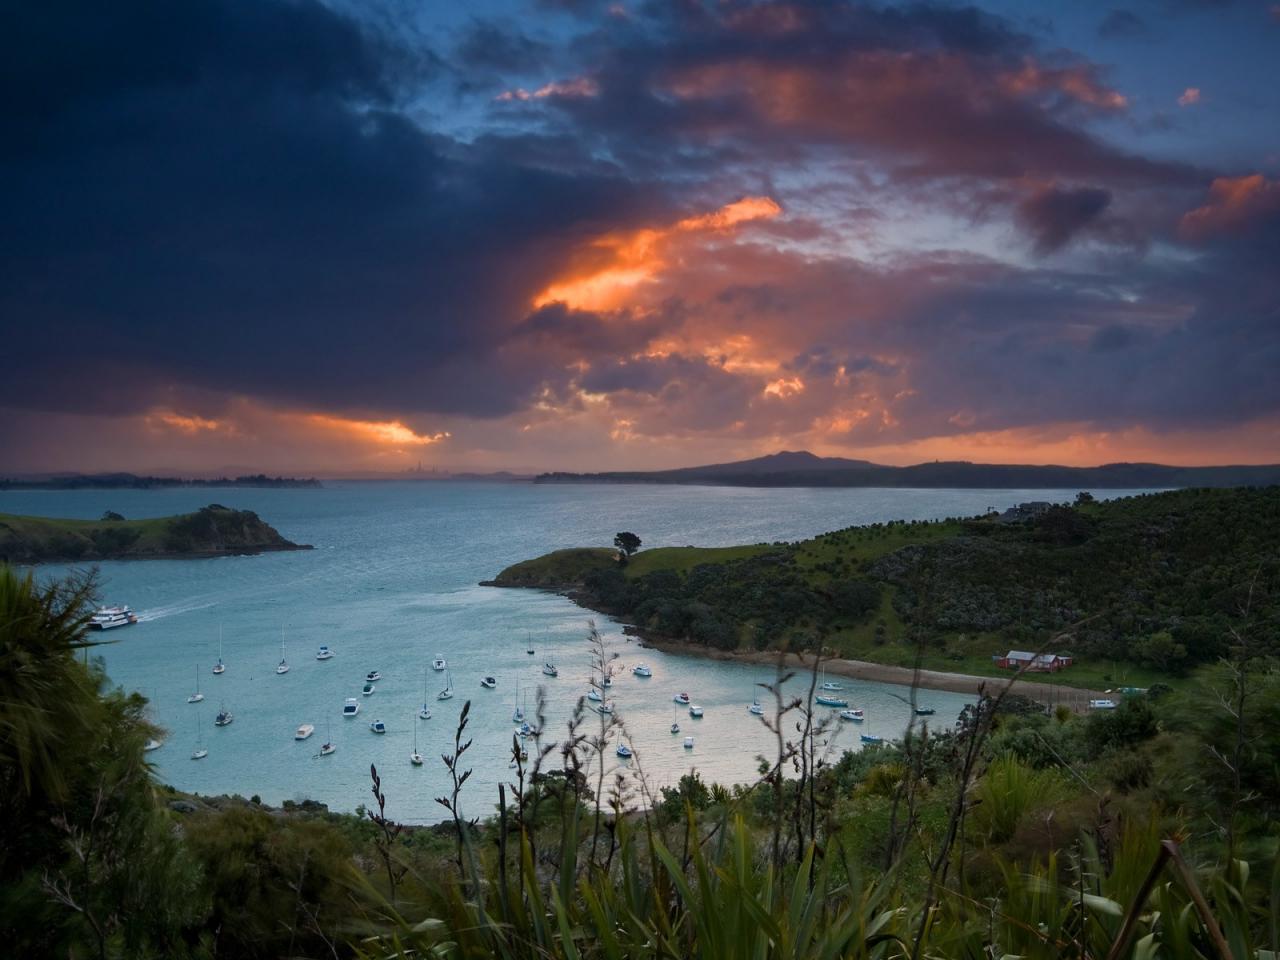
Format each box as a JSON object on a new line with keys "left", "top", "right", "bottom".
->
{"left": 316, "top": 719, "right": 336, "bottom": 757}
{"left": 214, "top": 702, "right": 234, "bottom": 726}
{"left": 212, "top": 624, "right": 226, "bottom": 675}
{"left": 275, "top": 627, "right": 289, "bottom": 674}
{"left": 187, "top": 665, "right": 205, "bottom": 703}
{"left": 437, "top": 670, "right": 454, "bottom": 701}
{"left": 819, "top": 666, "right": 843, "bottom": 692}
{"left": 859, "top": 712, "right": 882, "bottom": 744}
{"left": 748, "top": 691, "right": 764, "bottom": 716}
{"left": 144, "top": 688, "right": 164, "bottom": 751}
{"left": 191, "top": 710, "right": 208, "bottom": 760}
{"left": 526, "top": 633, "right": 535, "bottom": 656}
{"left": 670, "top": 703, "right": 680, "bottom": 735}
{"left": 410, "top": 716, "right": 424, "bottom": 766}
{"left": 512, "top": 678, "right": 524, "bottom": 723}
{"left": 419, "top": 672, "right": 432, "bottom": 719}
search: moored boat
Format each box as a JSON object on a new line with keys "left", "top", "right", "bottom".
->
{"left": 673, "top": 692, "right": 691, "bottom": 705}
{"left": 689, "top": 704, "right": 703, "bottom": 718}
{"left": 632, "top": 663, "right": 652, "bottom": 677}
{"left": 432, "top": 656, "right": 446, "bottom": 672}
{"left": 616, "top": 743, "right": 633, "bottom": 758}
{"left": 214, "top": 705, "right": 233, "bottom": 727}
{"left": 90, "top": 605, "right": 138, "bottom": 630}
{"left": 369, "top": 719, "right": 387, "bottom": 735}
{"left": 316, "top": 645, "right": 334, "bottom": 660}
{"left": 342, "top": 697, "right": 360, "bottom": 717}
{"left": 480, "top": 675, "right": 497, "bottom": 689}
{"left": 815, "top": 693, "right": 849, "bottom": 708}
{"left": 542, "top": 662, "right": 558, "bottom": 677}
{"left": 839, "top": 708, "right": 864, "bottom": 722}
{"left": 295, "top": 723, "right": 315, "bottom": 740}
{"left": 362, "top": 682, "right": 375, "bottom": 696}
{"left": 365, "top": 670, "right": 382, "bottom": 682}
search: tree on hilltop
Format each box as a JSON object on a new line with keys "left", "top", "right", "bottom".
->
{"left": 614, "top": 532, "right": 641, "bottom": 559}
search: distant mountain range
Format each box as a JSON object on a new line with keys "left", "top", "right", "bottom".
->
{"left": 535, "top": 451, "right": 1280, "bottom": 489}
{"left": 0, "top": 473, "right": 321, "bottom": 490}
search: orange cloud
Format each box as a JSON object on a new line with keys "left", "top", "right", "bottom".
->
{"left": 147, "top": 411, "right": 226, "bottom": 434}
{"left": 1180, "top": 174, "right": 1280, "bottom": 240}
{"left": 999, "top": 59, "right": 1128, "bottom": 110}
{"left": 302, "top": 414, "right": 450, "bottom": 447}
{"left": 1177, "top": 87, "right": 1202, "bottom": 107}
{"left": 532, "top": 195, "right": 781, "bottom": 311}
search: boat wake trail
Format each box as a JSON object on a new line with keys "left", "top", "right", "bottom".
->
{"left": 135, "top": 600, "right": 217, "bottom": 622}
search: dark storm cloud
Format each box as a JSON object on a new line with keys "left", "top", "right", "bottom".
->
{"left": 1015, "top": 184, "right": 1113, "bottom": 253}
{"left": 0, "top": 0, "right": 664, "bottom": 420}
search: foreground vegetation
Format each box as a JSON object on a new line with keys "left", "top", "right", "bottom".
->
{"left": 2, "top": 562, "right": 1278, "bottom": 958}
{"left": 0, "top": 503, "right": 310, "bottom": 564}
{"left": 492, "top": 487, "right": 1280, "bottom": 687}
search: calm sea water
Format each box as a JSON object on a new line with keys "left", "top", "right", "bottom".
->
{"left": 4, "top": 482, "right": 1156, "bottom": 821}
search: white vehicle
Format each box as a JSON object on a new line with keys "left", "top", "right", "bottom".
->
{"left": 90, "top": 605, "right": 138, "bottom": 630}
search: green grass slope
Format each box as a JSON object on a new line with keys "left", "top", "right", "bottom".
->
{"left": 489, "top": 487, "right": 1280, "bottom": 688}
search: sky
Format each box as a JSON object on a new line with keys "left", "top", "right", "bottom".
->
{"left": 2, "top": 0, "right": 1279, "bottom": 475}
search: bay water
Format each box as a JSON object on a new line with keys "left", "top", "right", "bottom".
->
{"left": 3, "top": 482, "right": 1154, "bottom": 821}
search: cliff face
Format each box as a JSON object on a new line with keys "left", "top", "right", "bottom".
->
{"left": 0, "top": 504, "right": 311, "bottom": 564}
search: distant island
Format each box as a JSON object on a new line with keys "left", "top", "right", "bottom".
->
{"left": 0, "top": 504, "right": 312, "bottom": 564}
{"left": 0, "top": 472, "right": 322, "bottom": 490}
{"left": 535, "top": 449, "right": 1280, "bottom": 489}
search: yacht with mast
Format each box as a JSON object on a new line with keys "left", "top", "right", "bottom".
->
{"left": 212, "top": 625, "right": 226, "bottom": 674}
{"left": 186, "top": 665, "right": 204, "bottom": 703}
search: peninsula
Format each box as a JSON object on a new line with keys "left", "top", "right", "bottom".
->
{"left": 487, "top": 486, "right": 1280, "bottom": 693}
{"left": 0, "top": 504, "right": 312, "bottom": 564}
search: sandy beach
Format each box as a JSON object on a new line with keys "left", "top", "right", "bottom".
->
{"left": 636, "top": 635, "right": 1105, "bottom": 709}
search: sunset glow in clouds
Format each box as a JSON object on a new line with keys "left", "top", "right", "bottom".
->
{"left": 3, "top": 0, "right": 1279, "bottom": 474}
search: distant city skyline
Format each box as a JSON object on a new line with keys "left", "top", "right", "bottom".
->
{"left": 4, "top": 0, "right": 1279, "bottom": 473}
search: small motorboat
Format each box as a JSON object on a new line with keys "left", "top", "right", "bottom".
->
{"left": 839, "top": 708, "right": 865, "bottom": 722}
{"left": 432, "top": 657, "right": 446, "bottom": 672}
{"left": 542, "top": 662, "right": 558, "bottom": 677}
{"left": 748, "top": 699, "right": 764, "bottom": 716}
{"left": 143, "top": 738, "right": 162, "bottom": 752}
{"left": 369, "top": 719, "right": 387, "bottom": 735}
{"left": 673, "top": 692, "right": 691, "bottom": 705}
{"left": 214, "top": 708, "right": 233, "bottom": 727}
{"left": 860, "top": 733, "right": 883, "bottom": 744}
{"left": 689, "top": 705, "right": 704, "bottom": 718}
{"left": 815, "top": 694, "right": 849, "bottom": 708}
{"left": 295, "top": 723, "right": 315, "bottom": 740}
{"left": 419, "top": 704, "right": 432, "bottom": 720}
{"left": 362, "top": 682, "right": 375, "bottom": 696}
{"left": 366, "top": 670, "right": 382, "bottom": 683}
{"left": 316, "top": 646, "right": 334, "bottom": 660}
{"left": 633, "top": 663, "right": 652, "bottom": 677}
{"left": 587, "top": 688, "right": 603, "bottom": 702}
{"left": 683, "top": 736, "right": 694, "bottom": 749}
{"left": 914, "top": 707, "right": 936, "bottom": 716}
{"left": 616, "top": 743, "right": 633, "bottom": 758}
{"left": 480, "top": 676, "right": 497, "bottom": 689}
{"left": 342, "top": 698, "right": 360, "bottom": 717}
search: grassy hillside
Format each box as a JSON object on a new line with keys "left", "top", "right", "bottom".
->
{"left": 0, "top": 504, "right": 309, "bottom": 563}
{"left": 490, "top": 487, "right": 1280, "bottom": 688}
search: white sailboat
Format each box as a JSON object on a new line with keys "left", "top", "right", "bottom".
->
{"left": 437, "top": 670, "right": 454, "bottom": 701}
{"left": 187, "top": 665, "right": 205, "bottom": 703}
{"left": 512, "top": 678, "right": 524, "bottom": 723}
{"left": 275, "top": 627, "right": 289, "bottom": 674}
{"left": 670, "top": 703, "right": 680, "bottom": 735}
{"left": 191, "top": 710, "right": 208, "bottom": 760}
{"left": 212, "top": 624, "right": 226, "bottom": 675}
{"left": 317, "top": 719, "right": 335, "bottom": 757}
{"left": 410, "top": 716, "right": 424, "bottom": 766}
{"left": 419, "top": 672, "right": 432, "bottom": 719}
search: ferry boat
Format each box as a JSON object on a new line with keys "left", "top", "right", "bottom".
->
{"left": 295, "top": 723, "right": 315, "bottom": 740}
{"left": 90, "top": 605, "right": 138, "bottom": 630}
{"left": 342, "top": 698, "right": 360, "bottom": 717}
{"left": 839, "top": 708, "right": 864, "bottom": 722}
{"left": 632, "top": 663, "right": 652, "bottom": 677}
{"left": 673, "top": 692, "right": 691, "bottom": 705}
{"left": 315, "top": 645, "right": 334, "bottom": 660}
